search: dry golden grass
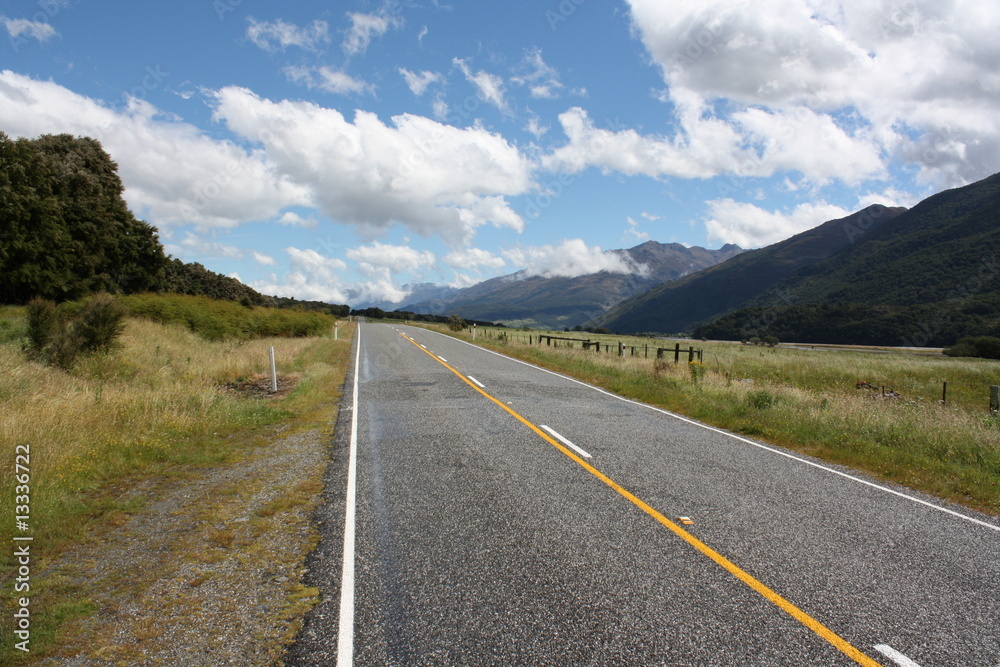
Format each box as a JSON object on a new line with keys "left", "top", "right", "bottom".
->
{"left": 0, "top": 308, "right": 354, "bottom": 663}
{"left": 0, "top": 312, "right": 344, "bottom": 563}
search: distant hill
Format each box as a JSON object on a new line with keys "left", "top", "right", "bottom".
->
{"left": 403, "top": 241, "right": 743, "bottom": 329}
{"left": 593, "top": 205, "right": 906, "bottom": 334}
{"left": 754, "top": 173, "right": 1000, "bottom": 308}
{"left": 696, "top": 172, "right": 1000, "bottom": 345}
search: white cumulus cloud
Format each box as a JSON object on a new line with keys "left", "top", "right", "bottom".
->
{"left": 246, "top": 18, "right": 329, "bottom": 52}
{"left": 543, "top": 103, "right": 743, "bottom": 180}
{"left": 510, "top": 48, "right": 566, "bottom": 100}
{"left": 179, "top": 232, "right": 245, "bottom": 259}
{"left": 399, "top": 68, "right": 442, "bottom": 96}
{"left": 252, "top": 251, "right": 277, "bottom": 266}
{"left": 444, "top": 247, "right": 506, "bottom": 272}
{"left": 284, "top": 65, "right": 373, "bottom": 95}
{"left": 251, "top": 247, "right": 350, "bottom": 303}
{"left": 625, "top": 0, "right": 1000, "bottom": 187}
{"left": 343, "top": 10, "right": 401, "bottom": 56}
{"left": 212, "top": 86, "right": 534, "bottom": 244}
{"left": 503, "top": 239, "right": 648, "bottom": 279}
{"left": 704, "top": 199, "right": 851, "bottom": 248}
{"left": 278, "top": 211, "right": 319, "bottom": 228}
{"left": 3, "top": 17, "right": 57, "bottom": 43}
{"left": 346, "top": 241, "right": 436, "bottom": 274}
{"left": 625, "top": 216, "right": 649, "bottom": 243}
{"left": 453, "top": 58, "right": 509, "bottom": 113}
{"left": 0, "top": 71, "right": 311, "bottom": 229}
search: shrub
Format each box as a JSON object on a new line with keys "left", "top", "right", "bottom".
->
{"left": 944, "top": 336, "right": 1000, "bottom": 359}
{"left": 121, "top": 293, "right": 336, "bottom": 341}
{"left": 24, "top": 294, "right": 127, "bottom": 369}
{"left": 76, "top": 293, "right": 128, "bottom": 353}
{"left": 746, "top": 389, "right": 778, "bottom": 410}
{"left": 26, "top": 297, "right": 58, "bottom": 355}
{"left": 45, "top": 319, "right": 83, "bottom": 370}
{"left": 447, "top": 314, "right": 465, "bottom": 332}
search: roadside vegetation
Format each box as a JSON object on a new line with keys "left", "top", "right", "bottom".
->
{"left": 0, "top": 296, "right": 353, "bottom": 662}
{"left": 421, "top": 323, "right": 1000, "bottom": 515}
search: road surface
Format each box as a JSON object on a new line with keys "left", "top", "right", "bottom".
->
{"left": 288, "top": 322, "right": 1000, "bottom": 666}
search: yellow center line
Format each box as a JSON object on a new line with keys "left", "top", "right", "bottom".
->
{"left": 398, "top": 332, "right": 883, "bottom": 667}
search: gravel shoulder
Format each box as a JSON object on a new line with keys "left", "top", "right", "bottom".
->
{"left": 34, "top": 424, "right": 332, "bottom": 666}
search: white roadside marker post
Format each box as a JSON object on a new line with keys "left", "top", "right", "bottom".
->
{"left": 269, "top": 346, "right": 278, "bottom": 393}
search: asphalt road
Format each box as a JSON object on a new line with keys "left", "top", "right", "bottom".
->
{"left": 288, "top": 322, "right": 1000, "bottom": 666}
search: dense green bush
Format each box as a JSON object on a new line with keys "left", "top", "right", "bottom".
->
{"left": 944, "top": 336, "right": 1000, "bottom": 359}
{"left": 76, "top": 293, "right": 128, "bottom": 352}
{"left": 746, "top": 389, "right": 778, "bottom": 410}
{"left": 121, "top": 293, "right": 337, "bottom": 341}
{"left": 44, "top": 318, "right": 83, "bottom": 370}
{"left": 26, "top": 297, "right": 58, "bottom": 355}
{"left": 25, "top": 294, "right": 127, "bottom": 369}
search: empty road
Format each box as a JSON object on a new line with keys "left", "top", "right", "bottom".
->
{"left": 289, "top": 322, "right": 1000, "bottom": 666}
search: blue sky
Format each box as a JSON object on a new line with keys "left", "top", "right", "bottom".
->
{"left": 2, "top": 0, "right": 999, "bottom": 306}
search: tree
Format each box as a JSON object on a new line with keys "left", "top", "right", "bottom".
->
{"left": 0, "top": 133, "right": 166, "bottom": 303}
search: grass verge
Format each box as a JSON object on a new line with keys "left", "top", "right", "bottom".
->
{"left": 419, "top": 323, "right": 1000, "bottom": 515}
{"left": 0, "top": 304, "right": 354, "bottom": 664}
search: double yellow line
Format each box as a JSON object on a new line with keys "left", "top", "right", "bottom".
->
{"left": 399, "top": 332, "right": 883, "bottom": 667}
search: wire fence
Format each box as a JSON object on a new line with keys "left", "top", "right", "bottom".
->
{"left": 469, "top": 327, "right": 703, "bottom": 362}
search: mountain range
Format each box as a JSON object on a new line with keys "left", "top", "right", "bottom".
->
{"left": 601, "top": 171, "right": 1000, "bottom": 345}
{"left": 371, "top": 170, "right": 999, "bottom": 346}
{"left": 692, "top": 172, "right": 1000, "bottom": 345}
{"left": 591, "top": 205, "right": 907, "bottom": 334}
{"left": 400, "top": 241, "right": 744, "bottom": 329}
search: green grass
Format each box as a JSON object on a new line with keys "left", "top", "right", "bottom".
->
{"left": 429, "top": 324, "right": 1000, "bottom": 515}
{"left": 0, "top": 305, "right": 354, "bottom": 663}
{"left": 0, "top": 306, "right": 26, "bottom": 345}
{"left": 118, "top": 293, "right": 338, "bottom": 341}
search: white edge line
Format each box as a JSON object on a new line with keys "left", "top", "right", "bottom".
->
{"left": 417, "top": 327, "right": 1000, "bottom": 533}
{"left": 336, "top": 324, "right": 361, "bottom": 667}
{"left": 467, "top": 375, "right": 486, "bottom": 388}
{"left": 540, "top": 425, "right": 592, "bottom": 459}
{"left": 874, "top": 644, "right": 924, "bottom": 667}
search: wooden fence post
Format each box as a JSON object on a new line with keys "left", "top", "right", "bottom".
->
{"left": 991, "top": 385, "right": 999, "bottom": 413}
